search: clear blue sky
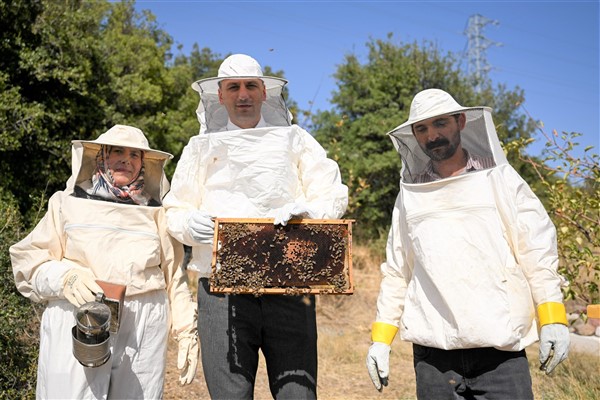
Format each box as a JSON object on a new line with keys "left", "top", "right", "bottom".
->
{"left": 135, "top": 0, "right": 599, "bottom": 159}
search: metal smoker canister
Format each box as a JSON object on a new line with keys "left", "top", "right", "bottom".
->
{"left": 72, "top": 293, "right": 111, "bottom": 367}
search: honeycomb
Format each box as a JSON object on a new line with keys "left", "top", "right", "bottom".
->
{"left": 210, "top": 219, "right": 354, "bottom": 295}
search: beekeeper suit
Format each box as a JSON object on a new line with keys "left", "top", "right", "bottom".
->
{"left": 163, "top": 54, "right": 348, "bottom": 399}
{"left": 10, "top": 125, "right": 198, "bottom": 399}
{"left": 366, "top": 89, "right": 569, "bottom": 399}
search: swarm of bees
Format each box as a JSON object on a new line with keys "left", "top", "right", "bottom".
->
{"left": 210, "top": 219, "right": 353, "bottom": 296}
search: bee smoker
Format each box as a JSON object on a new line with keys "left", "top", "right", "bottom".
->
{"left": 71, "top": 292, "right": 112, "bottom": 367}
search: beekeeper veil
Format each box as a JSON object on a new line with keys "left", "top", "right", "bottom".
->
{"left": 69, "top": 125, "right": 173, "bottom": 203}
{"left": 387, "top": 89, "right": 507, "bottom": 184}
{"left": 191, "top": 54, "right": 291, "bottom": 134}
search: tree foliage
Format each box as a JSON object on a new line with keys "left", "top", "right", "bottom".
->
{"left": 0, "top": 188, "right": 39, "bottom": 399}
{"left": 0, "top": 0, "right": 219, "bottom": 394}
{"left": 0, "top": 0, "right": 224, "bottom": 223}
{"left": 310, "top": 35, "right": 537, "bottom": 239}
{"left": 519, "top": 128, "right": 599, "bottom": 306}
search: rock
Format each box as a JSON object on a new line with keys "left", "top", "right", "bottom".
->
{"left": 574, "top": 322, "right": 596, "bottom": 336}
{"left": 571, "top": 318, "right": 585, "bottom": 329}
{"left": 569, "top": 332, "right": 600, "bottom": 355}
{"left": 567, "top": 312, "right": 580, "bottom": 323}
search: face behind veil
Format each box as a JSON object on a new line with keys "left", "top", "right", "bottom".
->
{"left": 84, "top": 144, "right": 149, "bottom": 205}
{"left": 68, "top": 125, "right": 173, "bottom": 205}
{"left": 386, "top": 90, "right": 507, "bottom": 184}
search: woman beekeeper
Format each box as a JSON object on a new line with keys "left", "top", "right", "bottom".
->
{"left": 366, "top": 89, "right": 569, "bottom": 399}
{"left": 10, "top": 124, "right": 198, "bottom": 399}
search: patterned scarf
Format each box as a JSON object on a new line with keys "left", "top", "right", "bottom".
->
{"left": 87, "top": 145, "right": 150, "bottom": 205}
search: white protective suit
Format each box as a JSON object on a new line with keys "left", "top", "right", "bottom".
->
{"left": 10, "top": 126, "right": 197, "bottom": 399}
{"left": 163, "top": 61, "right": 348, "bottom": 277}
{"left": 374, "top": 99, "right": 566, "bottom": 352}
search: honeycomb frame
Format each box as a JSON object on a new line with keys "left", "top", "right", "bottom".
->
{"left": 210, "top": 218, "right": 354, "bottom": 295}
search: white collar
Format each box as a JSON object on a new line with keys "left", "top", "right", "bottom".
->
{"left": 226, "top": 115, "right": 268, "bottom": 131}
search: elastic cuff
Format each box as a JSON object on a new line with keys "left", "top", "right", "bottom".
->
{"left": 33, "top": 260, "right": 72, "bottom": 298}
{"left": 537, "top": 302, "right": 568, "bottom": 327}
{"left": 371, "top": 322, "right": 399, "bottom": 345}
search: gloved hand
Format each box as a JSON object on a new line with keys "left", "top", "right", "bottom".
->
{"left": 177, "top": 331, "right": 199, "bottom": 385}
{"left": 61, "top": 268, "right": 103, "bottom": 307}
{"left": 187, "top": 211, "right": 215, "bottom": 244}
{"left": 271, "top": 203, "right": 314, "bottom": 226}
{"left": 539, "top": 323, "right": 570, "bottom": 374}
{"left": 366, "top": 342, "right": 391, "bottom": 391}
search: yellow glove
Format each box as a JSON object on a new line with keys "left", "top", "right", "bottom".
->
{"left": 539, "top": 323, "right": 570, "bottom": 374}
{"left": 367, "top": 322, "right": 398, "bottom": 391}
{"left": 366, "top": 342, "right": 391, "bottom": 391}
{"left": 177, "top": 331, "right": 199, "bottom": 385}
{"left": 537, "top": 302, "right": 570, "bottom": 375}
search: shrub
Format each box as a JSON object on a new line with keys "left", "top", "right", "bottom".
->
{"left": 0, "top": 188, "right": 39, "bottom": 399}
{"left": 520, "top": 127, "right": 599, "bottom": 307}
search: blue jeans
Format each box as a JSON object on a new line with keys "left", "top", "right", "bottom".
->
{"left": 413, "top": 344, "right": 533, "bottom": 400}
{"left": 197, "top": 278, "right": 317, "bottom": 399}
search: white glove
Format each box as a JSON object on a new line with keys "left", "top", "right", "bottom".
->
{"left": 539, "top": 323, "right": 570, "bottom": 374}
{"left": 271, "top": 203, "right": 314, "bottom": 226}
{"left": 177, "top": 332, "right": 199, "bottom": 385}
{"left": 366, "top": 342, "right": 391, "bottom": 391}
{"left": 187, "top": 211, "right": 215, "bottom": 244}
{"left": 61, "top": 268, "right": 103, "bottom": 307}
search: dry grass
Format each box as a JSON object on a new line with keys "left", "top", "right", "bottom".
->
{"left": 164, "top": 245, "right": 600, "bottom": 399}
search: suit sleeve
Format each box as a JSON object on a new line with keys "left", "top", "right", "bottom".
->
{"left": 10, "top": 192, "right": 72, "bottom": 303}
{"left": 375, "top": 192, "right": 409, "bottom": 328}
{"left": 163, "top": 137, "right": 206, "bottom": 247}
{"left": 157, "top": 207, "right": 197, "bottom": 337}
{"left": 296, "top": 128, "right": 348, "bottom": 219}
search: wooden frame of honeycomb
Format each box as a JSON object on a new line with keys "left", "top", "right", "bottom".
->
{"left": 210, "top": 218, "right": 354, "bottom": 295}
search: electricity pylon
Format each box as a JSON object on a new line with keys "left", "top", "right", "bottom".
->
{"left": 464, "top": 14, "right": 502, "bottom": 93}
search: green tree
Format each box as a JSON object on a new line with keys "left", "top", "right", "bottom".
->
{"left": 310, "top": 36, "right": 536, "bottom": 240}
{"left": 0, "top": 1, "right": 208, "bottom": 394}
{"left": 164, "top": 44, "right": 223, "bottom": 164}
{"left": 0, "top": 0, "right": 205, "bottom": 221}
{"left": 0, "top": 188, "right": 39, "bottom": 399}
{"left": 520, "top": 128, "right": 599, "bottom": 306}
{"left": 1, "top": 0, "right": 106, "bottom": 221}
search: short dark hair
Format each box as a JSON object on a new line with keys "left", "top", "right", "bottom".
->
{"left": 410, "top": 113, "right": 462, "bottom": 135}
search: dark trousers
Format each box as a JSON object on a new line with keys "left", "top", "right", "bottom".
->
{"left": 413, "top": 344, "right": 533, "bottom": 400}
{"left": 197, "top": 278, "right": 317, "bottom": 400}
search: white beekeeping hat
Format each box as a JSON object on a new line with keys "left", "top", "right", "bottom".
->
{"left": 191, "top": 54, "right": 291, "bottom": 133}
{"left": 387, "top": 89, "right": 506, "bottom": 183}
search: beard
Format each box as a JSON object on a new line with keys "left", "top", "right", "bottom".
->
{"left": 422, "top": 129, "right": 461, "bottom": 162}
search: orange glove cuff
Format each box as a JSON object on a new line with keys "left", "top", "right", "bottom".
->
{"left": 537, "top": 302, "right": 568, "bottom": 327}
{"left": 371, "top": 322, "right": 399, "bottom": 345}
